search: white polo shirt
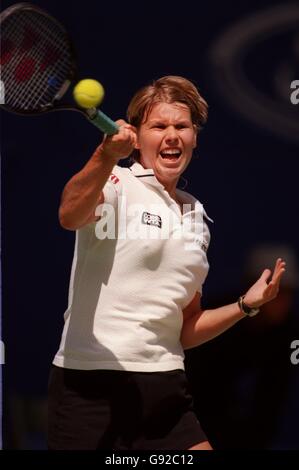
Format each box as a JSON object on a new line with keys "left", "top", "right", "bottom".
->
{"left": 53, "top": 162, "right": 212, "bottom": 371}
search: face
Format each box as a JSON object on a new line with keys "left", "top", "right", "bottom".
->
{"left": 136, "top": 102, "right": 197, "bottom": 191}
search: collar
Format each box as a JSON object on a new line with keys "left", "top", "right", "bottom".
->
{"left": 129, "top": 162, "right": 164, "bottom": 189}
{"left": 129, "top": 162, "right": 155, "bottom": 177}
{"left": 128, "top": 162, "right": 213, "bottom": 221}
{"left": 129, "top": 161, "right": 195, "bottom": 206}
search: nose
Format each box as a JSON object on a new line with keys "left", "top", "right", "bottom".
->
{"left": 165, "top": 126, "right": 179, "bottom": 144}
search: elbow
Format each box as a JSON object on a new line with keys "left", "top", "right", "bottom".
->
{"left": 58, "top": 206, "right": 93, "bottom": 231}
{"left": 180, "top": 331, "right": 192, "bottom": 351}
{"left": 180, "top": 335, "right": 194, "bottom": 351}
{"left": 58, "top": 207, "right": 78, "bottom": 231}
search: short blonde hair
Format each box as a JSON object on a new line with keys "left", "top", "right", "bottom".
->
{"left": 127, "top": 75, "right": 208, "bottom": 161}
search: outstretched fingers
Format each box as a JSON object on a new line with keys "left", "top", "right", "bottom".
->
{"left": 264, "top": 258, "right": 286, "bottom": 298}
{"left": 271, "top": 258, "right": 286, "bottom": 284}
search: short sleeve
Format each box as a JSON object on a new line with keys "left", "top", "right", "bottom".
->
{"left": 95, "top": 166, "right": 123, "bottom": 218}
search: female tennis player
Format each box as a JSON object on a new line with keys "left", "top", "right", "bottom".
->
{"left": 48, "top": 76, "right": 286, "bottom": 450}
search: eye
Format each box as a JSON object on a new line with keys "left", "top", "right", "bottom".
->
{"left": 176, "top": 123, "right": 190, "bottom": 129}
{"left": 152, "top": 124, "right": 165, "bottom": 129}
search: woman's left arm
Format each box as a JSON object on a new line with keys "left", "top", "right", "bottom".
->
{"left": 181, "top": 258, "right": 286, "bottom": 350}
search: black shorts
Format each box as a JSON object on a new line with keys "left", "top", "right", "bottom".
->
{"left": 48, "top": 365, "right": 207, "bottom": 450}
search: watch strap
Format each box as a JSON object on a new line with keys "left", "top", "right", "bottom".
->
{"left": 238, "top": 295, "right": 260, "bottom": 317}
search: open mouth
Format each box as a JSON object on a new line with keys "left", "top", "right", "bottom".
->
{"left": 160, "top": 149, "right": 182, "bottom": 160}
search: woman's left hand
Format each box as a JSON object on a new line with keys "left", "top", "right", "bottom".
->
{"left": 243, "top": 258, "right": 286, "bottom": 308}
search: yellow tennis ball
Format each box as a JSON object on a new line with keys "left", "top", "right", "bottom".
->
{"left": 73, "top": 79, "right": 105, "bottom": 109}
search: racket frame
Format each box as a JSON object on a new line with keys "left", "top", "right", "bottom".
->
{"left": 0, "top": 2, "right": 119, "bottom": 134}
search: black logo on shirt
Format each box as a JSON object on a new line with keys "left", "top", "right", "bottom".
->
{"left": 141, "top": 212, "right": 162, "bottom": 228}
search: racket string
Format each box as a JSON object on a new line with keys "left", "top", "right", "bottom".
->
{"left": 1, "top": 9, "right": 74, "bottom": 111}
{"left": 15, "top": 15, "right": 69, "bottom": 107}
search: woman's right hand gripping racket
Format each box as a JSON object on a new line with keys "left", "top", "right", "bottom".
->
{"left": 0, "top": 2, "right": 119, "bottom": 135}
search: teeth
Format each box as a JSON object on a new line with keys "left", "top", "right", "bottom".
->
{"left": 162, "top": 149, "right": 180, "bottom": 155}
{"left": 160, "top": 149, "right": 181, "bottom": 158}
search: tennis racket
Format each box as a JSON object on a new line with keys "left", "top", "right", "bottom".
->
{"left": 0, "top": 2, "right": 119, "bottom": 135}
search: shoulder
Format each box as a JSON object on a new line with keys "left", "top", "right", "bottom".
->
{"left": 105, "top": 165, "right": 133, "bottom": 191}
{"left": 109, "top": 164, "right": 127, "bottom": 181}
{"left": 108, "top": 164, "right": 140, "bottom": 182}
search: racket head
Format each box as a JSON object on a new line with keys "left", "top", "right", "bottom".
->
{"left": 0, "top": 2, "right": 77, "bottom": 115}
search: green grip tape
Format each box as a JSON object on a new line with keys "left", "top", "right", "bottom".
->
{"left": 88, "top": 109, "right": 119, "bottom": 135}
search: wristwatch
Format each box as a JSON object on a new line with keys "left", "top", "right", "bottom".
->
{"left": 238, "top": 295, "right": 260, "bottom": 317}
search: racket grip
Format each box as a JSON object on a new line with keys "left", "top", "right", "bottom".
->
{"left": 88, "top": 109, "right": 119, "bottom": 135}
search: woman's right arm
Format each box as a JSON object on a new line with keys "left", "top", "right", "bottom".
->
{"left": 59, "top": 121, "right": 137, "bottom": 230}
